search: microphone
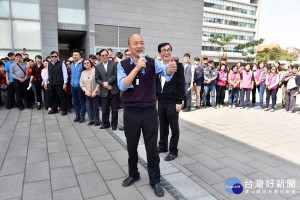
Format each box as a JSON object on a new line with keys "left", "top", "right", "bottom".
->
{"left": 139, "top": 53, "right": 145, "bottom": 75}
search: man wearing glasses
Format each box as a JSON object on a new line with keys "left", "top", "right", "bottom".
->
{"left": 44, "top": 51, "right": 68, "bottom": 116}
{"left": 156, "top": 43, "right": 185, "bottom": 161}
{"left": 95, "top": 49, "right": 119, "bottom": 130}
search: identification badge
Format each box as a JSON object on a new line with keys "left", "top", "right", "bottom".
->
{"left": 136, "top": 78, "right": 139, "bottom": 85}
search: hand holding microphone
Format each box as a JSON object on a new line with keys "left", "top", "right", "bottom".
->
{"left": 137, "top": 53, "right": 146, "bottom": 75}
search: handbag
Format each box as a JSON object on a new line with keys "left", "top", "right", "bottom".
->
{"left": 0, "top": 84, "right": 8, "bottom": 91}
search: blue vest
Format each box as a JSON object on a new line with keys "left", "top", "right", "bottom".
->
{"left": 71, "top": 62, "right": 83, "bottom": 87}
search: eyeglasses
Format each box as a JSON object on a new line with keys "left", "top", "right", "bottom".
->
{"left": 271, "top": 68, "right": 276, "bottom": 70}
{"left": 125, "top": 54, "right": 131, "bottom": 56}
{"left": 83, "top": 62, "right": 90, "bottom": 65}
{"left": 101, "top": 54, "right": 108, "bottom": 57}
{"left": 161, "top": 49, "right": 172, "bottom": 53}
{"left": 51, "top": 56, "right": 57, "bottom": 58}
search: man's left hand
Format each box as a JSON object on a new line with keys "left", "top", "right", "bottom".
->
{"left": 176, "top": 104, "right": 182, "bottom": 112}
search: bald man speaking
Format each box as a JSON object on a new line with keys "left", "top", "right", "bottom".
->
{"left": 117, "top": 34, "right": 177, "bottom": 197}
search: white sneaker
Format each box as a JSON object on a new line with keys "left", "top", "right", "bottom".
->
{"left": 233, "top": 105, "right": 236, "bottom": 109}
{"left": 240, "top": 107, "right": 244, "bottom": 109}
{"left": 229, "top": 105, "right": 232, "bottom": 109}
{"left": 246, "top": 107, "right": 250, "bottom": 110}
{"left": 220, "top": 105, "right": 224, "bottom": 108}
{"left": 270, "top": 109, "right": 274, "bottom": 112}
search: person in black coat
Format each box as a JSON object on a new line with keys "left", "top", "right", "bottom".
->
{"left": 156, "top": 43, "right": 185, "bottom": 161}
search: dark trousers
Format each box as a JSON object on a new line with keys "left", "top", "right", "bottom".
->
{"left": 124, "top": 108, "right": 160, "bottom": 186}
{"left": 240, "top": 88, "right": 251, "bottom": 107}
{"left": 14, "top": 79, "right": 30, "bottom": 108}
{"left": 86, "top": 96, "right": 100, "bottom": 121}
{"left": 49, "top": 85, "right": 67, "bottom": 112}
{"left": 158, "top": 102, "right": 179, "bottom": 154}
{"left": 286, "top": 88, "right": 297, "bottom": 111}
{"left": 183, "top": 83, "right": 191, "bottom": 108}
{"left": 66, "top": 94, "right": 72, "bottom": 110}
{"left": 43, "top": 88, "right": 50, "bottom": 108}
{"left": 252, "top": 84, "right": 256, "bottom": 104}
{"left": 34, "top": 78, "right": 43, "bottom": 103}
{"left": 7, "top": 82, "right": 15, "bottom": 107}
{"left": 216, "top": 85, "right": 226, "bottom": 105}
{"left": 71, "top": 86, "right": 86, "bottom": 117}
{"left": 101, "top": 93, "right": 119, "bottom": 128}
{"left": 266, "top": 88, "right": 278, "bottom": 109}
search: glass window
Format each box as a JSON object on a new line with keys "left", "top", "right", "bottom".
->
{"left": 58, "top": 0, "right": 86, "bottom": 25}
{"left": 12, "top": 20, "right": 41, "bottom": 49}
{"left": 0, "top": 19, "right": 12, "bottom": 48}
{"left": 11, "top": 0, "right": 40, "bottom": 20}
{"left": 0, "top": 0, "right": 10, "bottom": 18}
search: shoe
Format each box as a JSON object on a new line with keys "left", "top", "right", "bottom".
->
{"left": 158, "top": 147, "right": 168, "bottom": 153}
{"left": 45, "top": 107, "right": 48, "bottom": 110}
{"left": 289, "top": 110, "right": 295, "bottom": 113}
{"left": 246, "top": 107, "right": 250, "bottom": 110}
{"left": 100, "top": 125, "right": 110, "bottom": 129}
{"left": 229, "top": 105, "right": 232, "bottom": 109}
{"left": 6, "top": 105, "right": 13, "bottom": 109}
{"left": 48, "top": 110, "right": 58, "bottom": 114}
{"left": 61, "top": 111, "right": 67, "bottom": 116}
{"left": 19, "top": 106, "right": 24, "bottom": 111}
{"left": 94, "top": 121, "right": 101, "bottom": 126}
{"left": 112, "top": 127, "right": 117, "bottom": 131}
{"left": 217, "top": 104, "right": 220, "bottom": 108}
{"left": 74, "top": 116, "right": 80, "bottom": 122}
{"left": 240, "top": 107, "right": 244, "bottom": 109}
{"left": 152, "top": 183, "right": 164, "bottom": 197}
{"left": 27, "top": 105, "right": 33, "bottom": 109}
{"left": 164, "top": 153, "right": 178, "bottom": 161}
{"left": 264, "top": 108, "right": 269, "bottom": 111}
{"left": 119, "top": 127, "right": 124, "bottom": 131}
{"left": 79, "top": 116, "right": 85, "bottom": 123}
{"left": 270, "top": 109, "right": 274, "bottom": 112}
{"left": 88, "top": 121, "right": 94, "bottom": 125}
{"left": 37, "top": 105, "right": 41, "bottom": 110}
{"left": 122, "top": 176, "right": 140, "bottom": 187}
{"left": 182, "top": 107, "right": 190, "bottom": 112}
{"left": 182, "top": 106, "right": 186, "bottom": 110}
{"left": 195, "top": 106, "right": 201, "bottom": 109}
{"left": 67, "top": 108, "right": 71, "bottom": 113}
{"left": 233, "top": 105, "right": 236, "bottom": 109}
{"left": 213, "top": 106, "right": 217, "bottom": 109}
{"left": 255, "top": 106, "right": 262, "bottom": 110}
{"left": 220, "top": 105, "right": 224, "bottom": 108}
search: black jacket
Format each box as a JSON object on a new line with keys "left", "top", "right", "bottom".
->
{"left": 156, "top": 62, "right": 185, "bottom": 104}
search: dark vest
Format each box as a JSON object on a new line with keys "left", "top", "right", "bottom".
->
{"left": 48, "top": 61, "right": 64, "bottom": 85}
{"left": 121, "top": 57, "right": 156, "bottom": 108}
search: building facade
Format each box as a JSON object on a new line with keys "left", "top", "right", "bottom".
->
{"left": 0, "top": 0, "right": 203, "bottom": 60}
{"left": 202, "top": 0, "right": 261, "bottom": 63}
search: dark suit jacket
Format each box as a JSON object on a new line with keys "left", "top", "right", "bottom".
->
{"left": 95, "top": 60, "right": 119, "bottom": 97}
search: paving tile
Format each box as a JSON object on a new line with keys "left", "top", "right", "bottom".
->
{"left": 64, "top": 135, "right": 82, "bottom": 145}
{"left": 110, "top": 150, "right": 128, "bottom": 166}
{"left": 218, "top": 157, "right": 258, "bottom": 175}
{"left": 85, "top": 194, "right": 114, "bottom": 200}
{"left": 163, "top": 172, "right": 214, "bottom": 199}
{"left": 0, "top": 173, "right": 24, "bottom": 200}
{"left": 22, "top": 180, "right": 52, "bottom": 200}
{"left": 185, "top": 163, "right": 224, "bottom": 185}
{"left": 96, "top": 160, "right": 126, "bottom": 181}
{"left": 53, "top": 187, "right": 83, "bottom": 200}
{"left": 102, "top": 139, "right": 124, "bottom": 152}
{"left": 49, "top": 151, "right": 72, "bottom": 169}
{"left": 6, "top": 145, "right": 28, "bottom": 158}
{"left": 137, "top": 185, "right": 174, "bottom": 200}
{"left": 51, "top": 167, "right": 78, "bottom": 190}
{"left": 71, "top": 155, "right": 98, "bottom": 174}
{"left": 67, "top": 143, "right": 89, "bottom": 157}
{"left": 106, "top": 178, "right": 145, "bottom": 200}
{"left": 28, "top": 137, "right": 47, "bottom": 150}
{"left": 25, "top": 161, "right": 50, "bottom": 183}
{"left": 48, "top": 140, "right": 67, "bottom": 153}
{"left": 82, "top": 136, "right": 102, "bottom": 149}
{"left": 27, "top": 148, "right": 48, "bottom": 163}
{"left": 88, "top": 147, "right": 112, "bottom": 162}
{"left": 191, "top": 153, "right": 226, "bottom": 170}
{"left": 77, "top": 171, "right": 109, "bottom": 199}
{"left": 0, "top": 157, "right": 26, "bottom": 176}
{"left": 245, "top": 151, "right": 285, "bottom": 167}
{"left": 220, "top": 147, "right": 255, "bottom": 163}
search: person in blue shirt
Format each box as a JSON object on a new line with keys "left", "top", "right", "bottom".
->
{"left": 70, "top": 49, "right": 86, "bottom": 123}
{"left": 4, "top": 52, "right": 16, "bottom": 109}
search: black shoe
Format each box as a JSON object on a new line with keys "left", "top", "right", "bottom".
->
{"left": 45, "top": 107, "right": 48, "bottom": 110}
{"left": 61, "top": 111, "right": 67, "bottom": 116}
{"left": 152, "top": 183, "right": 164, "bottom": 197}
{"left": 94, "top": 121, "right": 100, "bottom": 126}
{"left": 6, "top": 105, "right": 13, "bottom": 109}
{"left": 88, "top": 121, "right": 94, "bottom": 125}
{"left": 100, "top": 125, "right": 110, "bottom": 129}
{"left": 27, "top": 105, "right": 33, "bottom": 109}
{"left": 158, "top": 147, "right": 168, "bottom": 153}
{"left": 48, "top": 110, "right": 58, "bottom": 114}
{"left": 164, "top": 153, "right": 178, "bottom": 161}
{"left": 67, "top": 108, "right": 71, "bottom": 113}
{"left": 182, "top": 106, "right": 186, "bottom": 110}
{"left": 19, "top": 106, "right": 24, "bottom": 111}
{"left": 37, "top": 105, "right": 41, "bottom": 110}
{"left": 183, "top": 107, "right": 190, "bottom": 112}
{"left": 74, "top": 116, "right": 80, "bottom": 122}
{"left": 79, "top": 116, "right": 85, "bottom": 123}
{"left": 122, "top": 176, "right": 140, "bottom": 187}
{"left": 119, "top": 127, "right": 124, "bottom": 131}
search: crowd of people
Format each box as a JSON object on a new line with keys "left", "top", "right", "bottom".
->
{"left": 1, "top": 34, "right": 300, "bottom": 197}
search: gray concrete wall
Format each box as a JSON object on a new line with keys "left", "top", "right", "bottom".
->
{"left": 87, "top": 0, "right": 203, "bottom": 59}
{"left": 40, "top": 0, "right": 59, "bottom": 59}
